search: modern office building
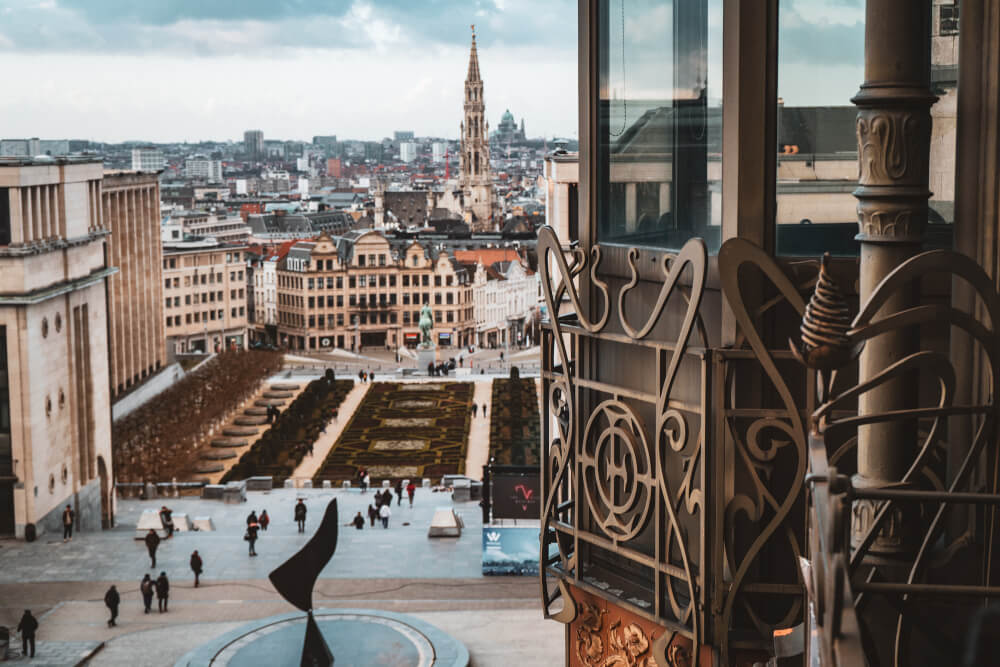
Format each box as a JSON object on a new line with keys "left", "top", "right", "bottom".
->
{"left": 243, "top": 130, "right": 264, "bottom": 159}
{"left": 0, "top": 158, "right": 115, "bottom": 538}
{"left": 399, "top": 142, "right": 417, "bottom": 163}
{"left": 184, "top": 157, "right": 223, "bottom": 182}
{"left": 130, "top": 147, "right": 164, "bottom": 172}
{"left": 102, "top": 170, "right": 167, "bottom": 400}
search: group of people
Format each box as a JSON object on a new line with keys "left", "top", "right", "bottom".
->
{"left": 100, "top": 568, "right": 172, "bottom": 630}
{"left": 353, "top": 480, "right": 417, "bottom": 529}
{"left": 357, "top": 369, "right": 376, "bottom": 383}
{"left": 471, "top": 403, "right": 488, "bottom": 418}
{"left": 245, "top": 509, "right": 271, "bottom": 555}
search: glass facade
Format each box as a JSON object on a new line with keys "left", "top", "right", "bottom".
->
{"left": 597, "top": 0, "right": 723, "bottom": 250}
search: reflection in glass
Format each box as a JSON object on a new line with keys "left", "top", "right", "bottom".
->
{"left": 597, "top": 0, "right": 723, "bottom": 250}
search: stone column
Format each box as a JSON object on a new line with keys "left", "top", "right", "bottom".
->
{"left": 851, "top": 0, "right": 934, "bottom": 555}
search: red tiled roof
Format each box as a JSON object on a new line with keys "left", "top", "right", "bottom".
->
{"left": 453, "top": 248, "right": 523, "bottom": 267}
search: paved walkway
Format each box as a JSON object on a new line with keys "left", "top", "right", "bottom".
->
{"left": 2, "top": 640, "right": 103, "bottom": 666}
{"left": 289, "top": 381, "right": 371, "bottom": 482}
{"left": 0, "top": 489, "right": 483, "bottom": 585}
{"left": 465, "top": 380, "right": 493, "bottom": 481}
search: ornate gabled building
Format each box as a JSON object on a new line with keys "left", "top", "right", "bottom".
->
{"left": 459, "top": 25, "right": 495, "bottom": 231}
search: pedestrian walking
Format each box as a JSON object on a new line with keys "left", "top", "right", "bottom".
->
{"left": 294, "top": 499, "right": 307, "bottom": 533}
{"left": 358, "top": 369, "right": 364, "bottom": 382}
{"left": 349, "top": 512, "right": 365, "bottom": 530}
{"left": 406, "top": 481, "right": 416, "bottom": 507}
{"left": 155, "top": 572, "right": 170, "bottom": 613}
{"left": 145, "top": 528, "right": 160, "bottom": 568}
{"left": 62, "top": 504, "right": 74, "bottom": 541}
{"left": 246, "top": 520, "right": 259, "bottom": 556}
{"left": 246, "top": 510, "right": 257, "bottom": 527}
{"left": 190, "top": 550, "right": 203, "bottom": 587}
{"left": 259, "top": 510, "right": 270, "bottom": 531}
{"left": 140, "top": 574, "right": 154, "bottom": 613}
{"left": 104, "top": 585, "right": 120, "bottom": 627}
{"left": 395, "top": 479, "right": 404, "bottom": 506}
{"left": 472, "top": 403, "right": 478, "bottom": 417}
{"left": 160, "top": 506, "right": 174, "bottom": 539}
{"left": 482, "top": 403, "right": 487, "bottom": 417}
{"left": 379, "top": 503, "right": 391, "bottom": 528}
{"left": 361, "top": 473, "right": 370, "bottom": 494}
{"left": 370, "top": 371, "right": 376, "bottom": 382}
{"left": 367, "top": 503, "right": 378, "bottom": 527}
{"left": 17, "top": 610, "right": 38, "bottom": 658}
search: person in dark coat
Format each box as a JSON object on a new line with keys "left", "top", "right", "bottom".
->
{"left": 349, "top": 512, "right": 365, "bottom": 530}
{"left": 367, "top": 503, "right": 378, "bottom": 527}
{"left": 160, "top": 506, "right": 174, "bottom": 539}
{"left": 294, "top": 499, "right": 307, "bottom": 533}
{"left": 105, "top": 585, "right": 120, "bottom": 626}
{"left": 246, "top": 510, "right": 257, "bottom": 527}
{"left": 62, "top": 504, "right": 75, "bottom": 542}
{"left": 482, "top": 403, "right": 487, "bottom": 416}
{"left": 145, "top": 529, "right": 160, "bottom": 568}
{"left": 472, "top": 403, "right": 478, "bottom": 417}
{"left": 17, "top": 610, "right": 38, "bottom": 658}
{"left": 395, "top": 480, "right": 404, "bottom": 506}
{"left": 140, "top": 574, "right": 154, "bottom": 613}
{"left": 190, "top": 550, "right": 203, "bottom": 587}
{"left": 246, "top": 520, "right": 259, "bottom": 556}
{"left": 259, "top": 510, "right": 270, "bottom": 531}
{"left": 155, "top": 572, "right": 169, "bottom": 613}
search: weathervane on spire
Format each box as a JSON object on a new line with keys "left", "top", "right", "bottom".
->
{"left": 471, "top": 24, "right": 476, "bottom": 37}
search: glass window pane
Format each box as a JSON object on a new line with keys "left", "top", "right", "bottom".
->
{"left": 597, "top": 0, "right": 723, "bottom": 250}
{"left": 775, "top": 0, "right": 864, "bottom": 256}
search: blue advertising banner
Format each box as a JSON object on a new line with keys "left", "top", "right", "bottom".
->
{"left": 482, "top": 526, "right": 541, "bottom": 576}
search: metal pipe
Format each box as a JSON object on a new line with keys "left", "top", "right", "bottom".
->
{"left": 856, "top": 582, "right": 1000, "bottom": 598}
{"left": 852, "top": 488, "right": 1000, "bottom": 505}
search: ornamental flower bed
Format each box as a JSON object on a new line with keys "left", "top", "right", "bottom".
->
{"left": 489, "top": 375, "right": 541, "bottom": 466}
{"left": 222, "top": 378, "right": 354, "bottom": 484}
{"left": 313, "top": 382, "right": 473, "bottom": 483}
{"left": 112, "top": 350, "right": 283, "bottom": 482}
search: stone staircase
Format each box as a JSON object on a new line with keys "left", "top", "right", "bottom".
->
{"left": 194, "top": 382, "right": 305, "bottom": 480}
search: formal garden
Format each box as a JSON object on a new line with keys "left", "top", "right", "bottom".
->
{"left": 111, "top": 349, "right": 283, "bottom": 483}
{"left": 221, "top": 377, "right": 354, "bottom": 484}
{"left": 489, "top": 370, "right": 541, "bottom": 466}
{"left": 313, "top": 381, "right": 473, "bottom": 483}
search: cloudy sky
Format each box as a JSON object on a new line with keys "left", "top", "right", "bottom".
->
{"left": 0, "top": 0, "right": 862, "bottom": 144}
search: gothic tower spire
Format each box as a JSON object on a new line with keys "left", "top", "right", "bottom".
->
{"left": 459, "top": 24, "right": 494, "bottom": 231}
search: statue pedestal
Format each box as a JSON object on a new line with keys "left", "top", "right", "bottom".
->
{"left": 417, "top": 345, "right": 438, "bottom": 374}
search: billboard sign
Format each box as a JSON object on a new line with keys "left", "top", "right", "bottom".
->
{"left": 482, "top": 526, "right": 540, "bottom": 576}
{"left": 492, "top": 473, "right": 540, "bottom": 520}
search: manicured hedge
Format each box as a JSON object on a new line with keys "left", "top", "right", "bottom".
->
{"left": 112, "top": 350, "right": 283, "bottom": 482}
{"left": 222, "top": 378, "right": 354, "bottom": 484}
{"left": 489, "top": 377, "right": 541, "bottom": 465}
{"left": 314, "top": 382, "right": 473, "bottom": 483}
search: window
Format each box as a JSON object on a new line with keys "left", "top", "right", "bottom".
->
{"left": 326, "top": 277, "right": 334, "bottom": 289}
{"left": 349, "top": 276, "right": 356, "bottom": 288}
{"left": 404, "top": 312, "right": 410, "bottom": 324}
{"left": 174, "top": 296, "right": 180, "bottom": 307}
{"left": 434, "top": 276, "right": 442, "bottom": 287}
{"left": 940, "top": 3, "right": 959, "bottom": 36}
{"left": 185, "top": 295, "right": 191, "bottom": 305}
{"left": 359, "top": 275, "right": 367, "bottom": 288}
{"left": 349, "top": 295, "right": 356, "bottom": 306}
{"left": 326, "top": 295, "right": 334, "bottom": 307}
{"left": 186, "top": 313, "right": 192, "bottom": 324}
{"left": 447, "top": 312, "right": 454, "bottom": 323}
{"left": 379, "top": 275, "right": 386, "bottom": 287}
{"left": 446, "top": 293, "right": 454, "bottom": 305}
{"left": 309, "top": 296, "right": 315, "bottom": 308}
{"left": 422, "top": 275, "right": 429, "bottom": 287}
{"left": 597, "top": 0, "right": 723, "bottom": 250}
{"left": 403, "top": 275, "right": 410, "bottom": 287}
{"left": 164, "top": 279, "right": 170, "bottom": 289}
{"left": 308, "top": 278, "right": 315, "bottom": 290}
{"left": 368, "top": 254, "right": 376, "bottom": 266}
{"left": 389, "top": 275, "right": 396, "bottom": 287}
{"left": 164, "top": 297, "right": 171, "bottom": 309}
{"left": 359, "top": 255, "right": 366, "bottom": 267}
{"left": 435, "top": 294, "right": 442, "bottom": 305}
{"left": 336, "top": 276, "right": 343, "bottom": 289}
{"left": 337, "top": 295, "right": 343, "bottom": 307}
{"left": 379, "top": 254, "right": 386, "bottom": 266}
{"left": 337, "top": 314, "right": 344, "bottom": 326}
{"left": 435, "top": 312, "right": 441, "bottom": 323}
{"left": 412, "top": 255, "right": 418, "bottom": 266}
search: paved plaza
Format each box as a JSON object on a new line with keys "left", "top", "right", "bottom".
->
{"left": 1, "top": 489, "right": 562, "bottom": 666}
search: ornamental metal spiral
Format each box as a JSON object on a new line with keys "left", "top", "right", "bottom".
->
{"left": 792, "top": 252, "right": 855, "bottom": 371}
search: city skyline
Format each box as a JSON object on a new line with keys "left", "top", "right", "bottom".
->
{"left": 0, "top": 0, "right": 865, "bottom": 144}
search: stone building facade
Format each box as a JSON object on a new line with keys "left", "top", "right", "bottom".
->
{"left": 102, "top": 171, "right": 167, "bottom": 399}
{"left": 275, "top": 230, "right": 475, "bottom": 351}
{"left": 0, "top": 158, "right": 115, "bottom": 538}
{"left": 161, "top": 236, "right": 249, "bottom": 355}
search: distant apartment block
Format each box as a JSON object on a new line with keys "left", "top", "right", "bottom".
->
{"left": 0, "top": 158, "right": 115, "bottom": 538}
{"left": 243, "top": 130, "right": 264, "bottom": 159}
{"left": 432, "top": 142, "right": 447, "bottom": 163}
{"left": 184, "top": 157, "right": 223, "bottom": 182}
{"left": 0, "top": 138, "right": 41, "bottom": 157}
{"left": 400, "top": 142, "right": 418, "bottom": 163}
{"left": 393, "top": 131, "right": 415, "bottom": 141}
{"left": 131, "top": 147, "right": 164, "bottom": 172}
{"left": 102, "top": 171, "right": 167, "bottom": 399}
{"left": 161, "top": 233, "right": 248, "bottom": 354}
{"left": 166, "top": 210, "right": 251, "bottom": 244}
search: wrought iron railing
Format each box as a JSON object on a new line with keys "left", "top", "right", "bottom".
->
{"left": 537, "top": 225, "right": 1000, "bottom": 665}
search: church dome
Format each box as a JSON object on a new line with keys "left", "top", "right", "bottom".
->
{"left": 501, "top": 109, "right": 515, "bottom": 125}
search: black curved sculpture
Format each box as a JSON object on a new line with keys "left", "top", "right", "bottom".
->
{"left": 269, "top": 498, "right": 338, "bottom": 667}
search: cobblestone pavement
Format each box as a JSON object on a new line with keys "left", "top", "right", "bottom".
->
{"left": 0, "top": 488, "right": 483, "bottom": 585}
{"left": 2, "top": 639, "right": 103, "bottom": 666}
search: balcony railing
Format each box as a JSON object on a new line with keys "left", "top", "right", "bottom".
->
{"left": 537, "top": 225, "right": 1000, "bottom": 665}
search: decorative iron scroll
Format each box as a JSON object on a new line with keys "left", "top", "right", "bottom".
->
{"left": 800, "top": 249, "right": 1000, "bottom": 666}
{"left": 538, "top": 225, "right": 709, "bottom": 649}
